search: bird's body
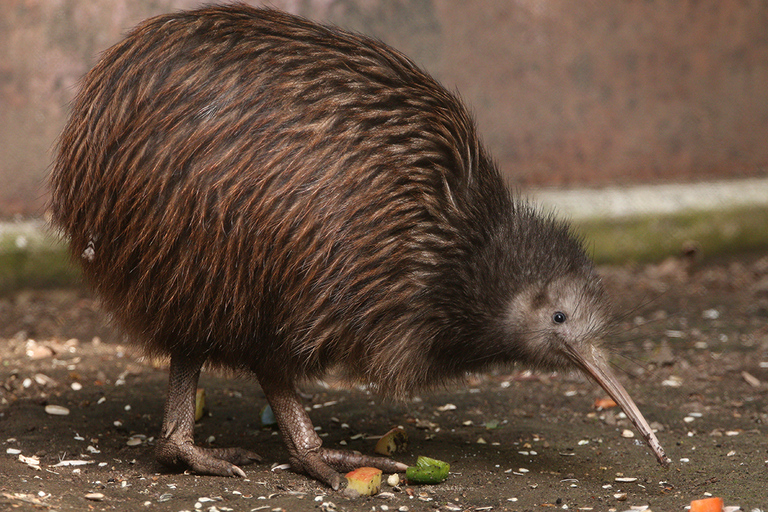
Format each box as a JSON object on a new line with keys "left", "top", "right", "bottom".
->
{"left": 50, "top": 5, "right": 667, "bottom": 489}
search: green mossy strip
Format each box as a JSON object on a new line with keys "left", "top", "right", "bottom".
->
{"left": 575, "top": 206, "right": 768, "bottom": 265}
{"left": 0, "top": 224, "right": 78, "bottom": 293}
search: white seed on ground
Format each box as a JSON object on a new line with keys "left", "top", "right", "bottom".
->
{"left": 741, "top": 372, "right": 761, "bottom": 388}
{"left": 436, "top": 403, "right": 457, "bottom": 411}
{"left": 727, "top": 450, "right": 736, "bottom": 456}
{"left": 476, "top": 437, "right": 487, "bottom": 444}
{"left": 613, "top": 492, "right": 627, "bottom": 501}
{"left": 126, "top": 437, "right": 143, "bottom": 446}
{"left": 726, "top": 431, "right": 741, "bottom": 436}
{"left": 6, "top": 448, "right": 21, "bottom": 455}
{"left": 35, "top": 374, "right": 56, "bottom": 386}
{"left": 85, "top": 493, "right": 104, "bottom": 501}
{"left": 621, "top": 429, "right": 634, "bottom": 438}
{"left": 45, "top": 405, "right": 70, "bottom": 416}
{"left": 615, "top": 477, "right": 638, "bottom": 483}
{"left": 387, "top": 474, "right": 400, "bottom": 487}
{"left": 684, "top": 416, "right": 695, "bottom": 423}
{"left": 97, "top": 397, "right": 106, "bottom": 404}
{"left": 661, "top": 376, "right": 683, "bottom": 387}
{"left": 71, "top": 382, "right": 83, "bottom": 391}
{"left": 578, "top": 439, "right": 589, "bottom": 445}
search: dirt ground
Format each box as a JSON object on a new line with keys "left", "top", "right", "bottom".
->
{"left": 1, "top": 253, "right": 767, "bottom": 512}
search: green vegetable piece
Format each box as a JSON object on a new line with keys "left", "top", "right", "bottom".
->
{"left": 406, "top": 456, "right": 450, "bottom": 484}
{"left": 416, "top": 456, "right": 449, "bottom": 471}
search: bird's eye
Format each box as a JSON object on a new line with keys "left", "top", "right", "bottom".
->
{"left": 552, "top": 311, "right": 567, "bottom": 324}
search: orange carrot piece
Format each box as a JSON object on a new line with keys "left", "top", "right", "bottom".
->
{"left": 690, "top": 497, "right": 724, "bottom": 512}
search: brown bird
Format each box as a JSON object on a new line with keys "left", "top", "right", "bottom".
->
{"left": 50, "top": 5, "right": 668, "bottom": 489}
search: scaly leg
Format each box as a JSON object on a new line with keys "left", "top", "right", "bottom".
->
{"left": 155, "top": 354, "right": 261, "bottom": 477}
{"left": 261, "top": 380, "right": 408, "bottom": 489}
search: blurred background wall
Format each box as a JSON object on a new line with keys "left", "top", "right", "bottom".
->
{"left": 1, "top": 0, "right": 767, "bottom": 219}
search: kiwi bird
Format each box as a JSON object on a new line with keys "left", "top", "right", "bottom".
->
{"left": 50, "top": 4, "right": 669, "bottom": 489}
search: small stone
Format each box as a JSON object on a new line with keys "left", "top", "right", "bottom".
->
{"left": 613, "top": 493, "right": 627, "bottom": 501}
{"left": 85, "top": 493, "right": 105, "bottom": 501}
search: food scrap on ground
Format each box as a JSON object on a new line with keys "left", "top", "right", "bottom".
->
{"left": 374, "top": 426, "right": 408, "bottom": 456}
{"left": 345, "top": 467, "right": 382, "bottom": 496}
{"left": 689, "top": 497, "right": 724, "bottom": 512}
{"left": 405, "top": 456, "right": 450, "bottom": 485}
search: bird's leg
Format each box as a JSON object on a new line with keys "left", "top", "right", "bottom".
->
{"left": 155, "top": 354, "right": 261, "bottom": 477}
{"left": 260, "top": 380, "right": 408, "bottom": 489}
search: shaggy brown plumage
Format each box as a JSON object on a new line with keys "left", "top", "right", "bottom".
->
{"left": 50, "top": 4, "right": 667, "bottom": 488}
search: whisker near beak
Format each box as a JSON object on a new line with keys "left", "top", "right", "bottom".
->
{"left": 563, "top": 342, "right": 671, "bottom": 467}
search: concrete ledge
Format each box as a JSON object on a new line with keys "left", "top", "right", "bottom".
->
{"left": 2, "top": 178, "right": 768, "bottom": 291}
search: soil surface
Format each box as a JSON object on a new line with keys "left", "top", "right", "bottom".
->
{"left": 1, "top": 253, "right": 768, "bottom": 512}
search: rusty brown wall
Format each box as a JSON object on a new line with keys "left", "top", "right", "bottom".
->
{"left": 2, "top": 0, "right": 767, "bottom": 217}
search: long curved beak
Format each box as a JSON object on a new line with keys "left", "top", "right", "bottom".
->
{"left": 563, "top": 342, "right": 670, "bottom": 466}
